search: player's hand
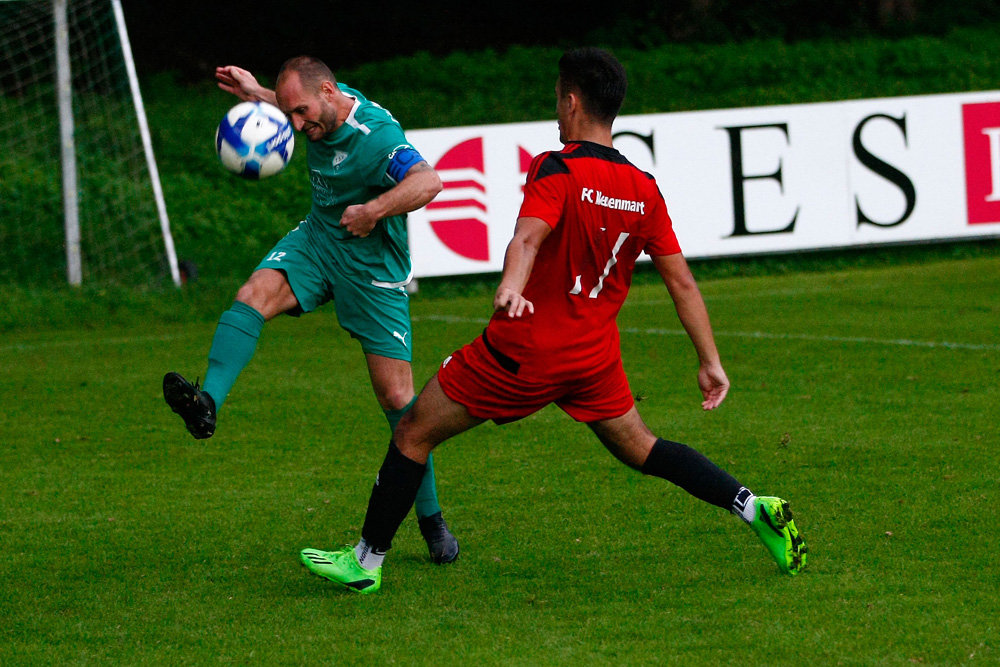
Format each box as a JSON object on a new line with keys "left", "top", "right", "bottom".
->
{"left": 340, "top": 204, "right": 378, "bottom": 238}
{"left": 698, "top": 361, "right": 729, "bottom": 410}
{"left": 494, "top": 287, "right": 534, "bottom": 318}
{"left": 215, "top": 66, "right": 263, "bottom": 102}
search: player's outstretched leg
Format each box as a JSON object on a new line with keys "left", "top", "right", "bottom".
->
{"left": 163, "top": 372, "right": 217, "bottom": 439}
{"left": 634, "top": 437, "right": 807, "bottom": 575}
{"left": 748, "top": 496, "right": 807, "bottom": 575}
{"left": 300, "top": 546, "right": 381, "bottom": 594}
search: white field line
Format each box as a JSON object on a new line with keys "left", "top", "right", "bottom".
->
{"left": 621, "top": 327, "right": 1000, "bottom": 351}
{"left": 629, "top": 285, "right": 862, "bottom": 306}
{"left": 2, "top": 315, "right": 994, "bottom": 354}
{"left": 0, "top": 332, "right": 200, "bottom": 354}
{"left": 411, "top": 314, "right": 1000, "bottom": 351}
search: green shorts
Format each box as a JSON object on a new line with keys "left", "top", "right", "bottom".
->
{"left": 255, "top": 224, "right": 413, "bottom": 362}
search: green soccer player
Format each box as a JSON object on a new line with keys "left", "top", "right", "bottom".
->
{"left": 163, "top": 56, "right": 458, "bottom": 564}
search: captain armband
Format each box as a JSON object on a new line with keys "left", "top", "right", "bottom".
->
{"left": 385, "top": 145, "right": 426, "bottom": 183}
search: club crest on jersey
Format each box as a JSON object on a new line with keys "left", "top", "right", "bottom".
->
{"left": 332, "top": 150, "right": 349, "bottom": 171}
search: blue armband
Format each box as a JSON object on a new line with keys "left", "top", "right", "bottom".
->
{"left": 386, "top": 146, "right": 425, "bottom": 183}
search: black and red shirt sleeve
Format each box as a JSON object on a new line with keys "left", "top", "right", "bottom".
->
{"left": 518, "top": 151, "right": 570, "bottom": 229}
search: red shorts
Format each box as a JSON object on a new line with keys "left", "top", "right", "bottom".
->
{"left": 437, "top": 334, "right": 634, "bottom": 424}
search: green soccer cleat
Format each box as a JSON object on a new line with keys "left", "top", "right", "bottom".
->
{"left": 300, "top": 546, "right": 381, "bottom": 594}
{"left": 749, "top": 496, "right": 807, "bottom": 575}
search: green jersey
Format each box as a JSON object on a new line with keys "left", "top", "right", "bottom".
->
{"left": 303, "top": 84, "right": 413, "bottom": 286}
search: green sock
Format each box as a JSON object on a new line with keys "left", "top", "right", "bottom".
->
{"left": 383, "top": 397, "right": 442, "bottom": 519}
{"left": 382, "top": 396, "right": 416, "bottom": 433}
{"left": 202, "top": 301, "right": 265, "bottom": 410}
{"left": 414, "top": 453, "right": 442, "bottom": 519}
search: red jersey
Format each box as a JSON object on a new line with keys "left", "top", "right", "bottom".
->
{"left": 485, "top": 141, "right": 681, "bottom": 382}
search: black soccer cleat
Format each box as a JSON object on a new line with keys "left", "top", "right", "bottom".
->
{"left": 418, "top": 511, "right": 460, "bottom": 564}
{"left": 163, "top": 372, "right": 217, "bottom": 439}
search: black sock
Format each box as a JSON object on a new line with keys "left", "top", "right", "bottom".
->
{"left": 360, "top": 441, "right": 427, "bottom": 552}
{"left": 641, "top": 438, "right": 743, "bottom": 511}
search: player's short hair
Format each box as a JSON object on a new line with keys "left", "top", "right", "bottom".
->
{"left": 558, "top": 48, "right": 627, "bottom": 125}
{"left": 277, "top": 56, "right": 336, "bottom": 93}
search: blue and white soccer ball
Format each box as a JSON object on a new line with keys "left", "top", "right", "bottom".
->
{"left": 215, "top": 101, "right": 294, "bottom": 179}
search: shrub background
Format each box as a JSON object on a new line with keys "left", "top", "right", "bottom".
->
{"left": 2, "top": 24, "right": 999, "bottom": 331}
{"left": 150, "top": 26, "right": 1000, "bottom": 283}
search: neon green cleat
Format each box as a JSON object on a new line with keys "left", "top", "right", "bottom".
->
{"left": 300, "top": 546, "right": 381, "bottom": 594}
{"left": 749, "top": 496, "right": 807, "bottom": 575}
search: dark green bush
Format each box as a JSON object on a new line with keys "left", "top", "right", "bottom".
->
{"left": 142, "top": 25, "right": 1000, "bottom": 285}
{"left": 3, "top": 25, "right": 999, "bottom": 330}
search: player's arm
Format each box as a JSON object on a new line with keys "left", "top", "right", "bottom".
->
{"left": 340, "top": 160, "right": 442, "bottom": 237}
{"left": 215, "top": 66, "right": 277, "bottom": 105}
{"left": 493, "top": 216, "right": 551, "bottom": 318}
{"left": 651, "top": 253, "right": 729, "bottom": 410}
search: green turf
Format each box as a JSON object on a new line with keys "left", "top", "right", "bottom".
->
{"left": 1, "top": 256, "right": 997, "bottom": 665}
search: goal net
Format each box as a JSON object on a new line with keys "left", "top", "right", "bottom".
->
{"left": 0, "top": 0, "right": 180, "bottom": 287}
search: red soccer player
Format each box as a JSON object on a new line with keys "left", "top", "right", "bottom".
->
{"left": 300, "top": 47, "right": 807, "bottom": 594}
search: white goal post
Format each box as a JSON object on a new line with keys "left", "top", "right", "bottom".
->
{"left": 0, "top": 0, "right": 180, "bottom": 287}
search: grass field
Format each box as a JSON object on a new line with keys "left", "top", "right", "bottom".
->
{"left": 1, "top": 254, "right": 997, "bottom": 665}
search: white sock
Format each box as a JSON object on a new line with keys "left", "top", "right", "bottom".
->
{"left": 354, "top": 539, "right": 385, "bottom": 570}
{"left": 732, "top": 487, "right": 758, "bottom": 523}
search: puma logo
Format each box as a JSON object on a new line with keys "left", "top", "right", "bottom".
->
{"left": 392, "top": 331, "right": 409, "bottom": 348}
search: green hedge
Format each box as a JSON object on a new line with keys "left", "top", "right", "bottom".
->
{"left": 3, "top": 25, "right": 1000, "bottom": 330}
{"left": 339, "top": 26, "right": 1000, "bottom": 126}
{"left": 146, "top": 25, "right": 1000, "bottom": 284}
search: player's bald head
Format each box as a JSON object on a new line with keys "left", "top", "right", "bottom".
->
{"left": 277, "top": 55, "right": 336, "bottom": 94}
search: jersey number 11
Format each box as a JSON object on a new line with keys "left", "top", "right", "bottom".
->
{"left": 569, "top": 232, "right": 630, "bottom": 299}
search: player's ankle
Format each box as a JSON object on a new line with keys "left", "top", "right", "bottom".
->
{"left": 732, "top": 487, "right": 757, "bottom": 523}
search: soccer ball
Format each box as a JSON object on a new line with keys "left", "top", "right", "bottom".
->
{"left": 215, "top": 101, "right": 294, "bottom": 179}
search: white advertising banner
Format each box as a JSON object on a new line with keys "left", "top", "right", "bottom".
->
{"left": 406, "top": 90, "right": 1000, "bottom": 278}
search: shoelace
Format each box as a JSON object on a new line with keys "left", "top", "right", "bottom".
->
{"left": 189, "top": 377, "right": 213, "bottom": 416}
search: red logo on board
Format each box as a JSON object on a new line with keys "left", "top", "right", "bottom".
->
{"left": 427, "top": 138, "right": 490, "bottom": 261}
{"left": 518, "top": 145, "right": 534, "bottom": 192}
{"left": 962, "top": 101, "right": 1000, "bottom": 225}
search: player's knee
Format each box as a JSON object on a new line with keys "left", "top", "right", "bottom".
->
{"left": 378, "top": 386, "right": 414, "bottom": 412}
{"left": 590, "top": 422, "right": 656, "bottom": 470}
{"left": 395, "top": 421, "right": 434, "bottom": 463}
{"left": 235, "top": 280, "right": 267, "bottom": 311}
{"left": 394, "top": 417, "right": 416, "bottom": 451}
{"left": 234, "top": 272, "right": 294, "bottom": 319}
